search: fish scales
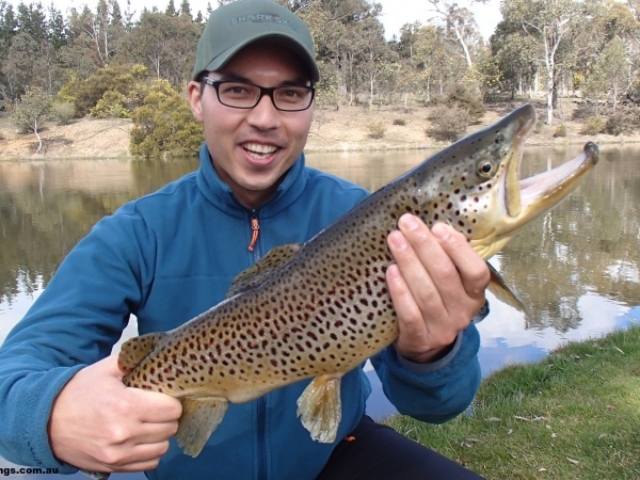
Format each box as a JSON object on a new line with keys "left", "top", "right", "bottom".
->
{"left": 112, "top": 103, "right": 599, "bottom": 465}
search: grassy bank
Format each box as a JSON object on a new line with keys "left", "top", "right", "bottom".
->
{"left": 386, "top": 324, "right": 640, "bottom": 479}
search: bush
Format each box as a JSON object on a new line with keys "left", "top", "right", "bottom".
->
{"left": 130, "top": 80, "right": 203, "bottom": 158}
{"left": 367, "top": 119, "right": 386, "bottom": 139}
{"left": 392, "top": 118, "right": 406, "bottom": 126}
{"left": 59, "top": 64, "right": 148, "bottom": 118}
{"left": 427, "top": 105, "right": 470, "bottom": 141}
{"left": 51, "top": 102, "right": 76, "bottom": 126}
{"left": 553, "top": 124, "right": 567, "bottom": 138}
{"left": 431, "top": 84, "right": 485, "bottom": 124}
{"left": 580, "top": 116, "right": 605, "bottom": 135}
{"left": 605, "top": 111, "right": 638, "bottom": 136}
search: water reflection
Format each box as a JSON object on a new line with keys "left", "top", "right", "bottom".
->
{"left": 1, "top": 145, "right": 640, "bottom": 477}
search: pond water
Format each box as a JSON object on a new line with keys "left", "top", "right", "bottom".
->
{"left": 1, "top": 143, "right": 639, "bottom": 478}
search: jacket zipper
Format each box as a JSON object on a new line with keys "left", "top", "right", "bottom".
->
{"left": 248, "top": 210, "right": 260, "bottom": 256}
{"left": 248, "top": 209, "right": 267, "bottom": 479}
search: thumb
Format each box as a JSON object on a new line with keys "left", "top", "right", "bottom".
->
{"left": 94, "top": 354, "right": 127, "bottom": 380}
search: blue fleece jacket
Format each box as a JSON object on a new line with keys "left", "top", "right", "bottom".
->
{"left": 0, "top": 144, "right": 481, "bottom": 480}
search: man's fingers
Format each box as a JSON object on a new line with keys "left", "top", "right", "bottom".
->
{"left": 128, "top": 387, "right": 183, "bottom": 423}
{"left": 431, "top": 222, "right": 490, "bottom": 297}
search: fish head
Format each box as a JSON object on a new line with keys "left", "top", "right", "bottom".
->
{"left": 411, "top": 103, "right": 598, "bottom": 259}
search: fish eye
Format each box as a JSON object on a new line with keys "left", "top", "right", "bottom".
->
{"left": 495, "top": 133, "right": 505, "bottom": 144}
{"left": 477, "top": 160, "right": 495, "bottom": 178}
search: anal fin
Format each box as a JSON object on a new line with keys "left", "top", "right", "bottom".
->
{"left": 80, "top": 470, "right": 110, "bottom": 480}
{"left": 487, "top": 262, "right": 527, "bottom": 313}
{"left": 176, "top": 396, "right": 229, "bottom": 457}
{"left": 296, "top": 374, "right": 342, "bottom": 444}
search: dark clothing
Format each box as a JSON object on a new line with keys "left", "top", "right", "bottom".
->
{"left": 318, "top": 416, "right": 485, "bottom": 480}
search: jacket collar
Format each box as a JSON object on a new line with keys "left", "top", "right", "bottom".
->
{"left": 196, "top": 143, "right": 308, "bottom": 218}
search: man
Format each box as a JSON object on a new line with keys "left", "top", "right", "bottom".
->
{"left": 0, "top": 1, "right": 489, "bottom": 478}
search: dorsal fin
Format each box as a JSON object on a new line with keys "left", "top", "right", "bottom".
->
{"left": 226, "top": 243, "right": 303, "bottom": 298}
{"left": 117, "top": 332, "right": 165, "bottom": 373}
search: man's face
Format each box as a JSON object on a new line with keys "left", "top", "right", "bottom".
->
{"left": 188, "top": 42, "right": 315, "bottom": 208}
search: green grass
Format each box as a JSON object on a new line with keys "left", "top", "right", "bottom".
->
{"left": 385, "top": 324, "right": 640, "bottom": 479}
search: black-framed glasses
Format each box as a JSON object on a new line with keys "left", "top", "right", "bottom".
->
{"left": 202, "top": 78, "right": 315, "bottom": 112}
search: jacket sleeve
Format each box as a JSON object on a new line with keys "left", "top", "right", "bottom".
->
{"left": 370, "top": 322, "right": 481, "bottom": 423}
{"left": 0, "top": 203, "right": 155, "bottom": 470}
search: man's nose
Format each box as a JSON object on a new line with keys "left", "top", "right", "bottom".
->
{"left": 245, "top": 93, "right": 281, "bottom": 130}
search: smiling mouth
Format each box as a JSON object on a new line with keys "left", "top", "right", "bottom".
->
{"left": 243, "top": 143, "right": 279, "bottom": 159}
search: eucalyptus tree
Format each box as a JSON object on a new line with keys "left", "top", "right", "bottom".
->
{"left": 414, "top": 23, "right": 463, "bottom": 101}
{"left": 117, "top": 11, "right": 200, "bottom": 88}
{"left": 425, "top": 0, "right": 487, "bottom": 68}
{"left": 66, "top": 0, "right": 123, "bottom": 68}
{"left": 501, "top": 0, "right": 583, "bottom": 124}
{"left": 11, "top": 87, "right": 52, "bottom": 153}
{"left": 489, "top": 17, "right": 539, "bottom": 99}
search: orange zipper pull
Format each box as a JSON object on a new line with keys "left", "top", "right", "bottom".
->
{"left": 248, "top": 217, "right": 260, "bottom": 252}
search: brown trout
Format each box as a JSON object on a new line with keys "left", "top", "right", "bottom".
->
{"left": 115, "top": 103, "right": 599, "bottom": 458}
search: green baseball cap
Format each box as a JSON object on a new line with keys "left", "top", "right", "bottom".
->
{"left": 192, "top": 0, "right": 320, "bottom": 82}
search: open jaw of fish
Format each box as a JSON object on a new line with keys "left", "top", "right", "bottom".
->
{"left": 84, "top": 104, "right": 598, "bottom": 478}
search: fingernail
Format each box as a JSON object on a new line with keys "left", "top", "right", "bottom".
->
{"left": 388, "top": 230, "right": 407, "bottom": 249}
{"left": 399, "top": 213, "right": 419, "bottom": 231}
{"left": 432, "top": 223, "right": 451, "bottom": 240}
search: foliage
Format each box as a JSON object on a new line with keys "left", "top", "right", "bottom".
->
{"left": 11, "top": 87, "right": 52, "bottom": 152}
{"left": 11, "top": 87, "right": 52, "bottom": 134}
{"left": 553, "top": 124, "right": 567, "bottom": 138}
{"left": 51, "top": 101, "right": 76, "bottom": 126}
{"left": 605, "top": 109, "right": 639, "bottom": 136}
{"left": 59, "top": 64, "right": 148, "bottom": 117}
{"left": 431, "top": 83, "right": 485, "bottom": 123}
{"left": 130, "top": 79, "right": 203, "bottom": 158}
{"left": 427, "top": 104, "right": 470, "bottom": 141}
{"left": 580, "top": 116, "right": 605, "bottom": 135}
{"left": 366, "top": 119, "right": 386, "bottom": 139}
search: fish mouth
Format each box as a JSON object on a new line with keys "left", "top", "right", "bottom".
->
{"left": 501, "top": 141, "right": 600, "bottom": 237}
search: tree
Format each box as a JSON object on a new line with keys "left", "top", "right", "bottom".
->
{"left": 501, "top": 0, "right": 581, "bottom": 125}
{"left": 426, "top": 0, "right": 487, "bottom": 68}
{"left": 584, "top": 36, "right": 628, "bottom": 111}
{"left": 11, "top": 87, "right": 52, "bottom": 153}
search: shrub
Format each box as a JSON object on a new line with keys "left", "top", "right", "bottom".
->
{"left": 605, "top": 111, "right": 638, "bottom": 136}
{"left": 367, "top": 119, "right": 386, "bottom": 139}
{"left": 51, "top": 101, "right": 76, "bottom": 126}
{"left": 431, "top": 84, "right": 485, "bottom": 123}
{"left": 59, "top": 64, "right": 148, "bottom": 117}
{"left": 553, "top": 124, "right": 567, "bottom": 138}
{"left": 427, "top": 105, "right": 470, "bottom": 141}
{"left": 393, "top": 118, "right": 406, "bottom": 126}
{"left": 130, "top": 79, "right": 203, "bottom": 158}
{"left": 91, "top": 90, "right": 130, "bottom": 118}
{"left": 580, "top": 116, "right": 605, "bottom": 135}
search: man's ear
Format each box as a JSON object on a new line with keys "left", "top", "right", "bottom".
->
{"left": 187, "top": 81, "right": 204, "bottom": 122}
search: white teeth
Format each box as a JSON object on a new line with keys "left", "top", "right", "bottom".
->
{"left": 243, "top": 143, "right": 277, "bottom": 156}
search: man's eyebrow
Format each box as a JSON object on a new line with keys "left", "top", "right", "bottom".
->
{"left": 214, "top": 72, "right": 312, "bottom": 87}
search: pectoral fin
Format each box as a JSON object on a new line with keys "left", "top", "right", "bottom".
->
{"left": 176, "top": 397, "right": 229, "bottom": 457}
{"left": 227, "top": 243, "right": 303, "bottom": 298}
{"left": 296, "top": 374, "right": 342, "bottom": 444}
{"left": 486, "top": 262, "right": 527, "bottom": 313}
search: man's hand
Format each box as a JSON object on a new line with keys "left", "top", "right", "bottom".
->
{"left": 386, "top": 213, "right": 490, "bottom": 364}
{"left": 49, "top": 355, "right": 182, "bottom": 473}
